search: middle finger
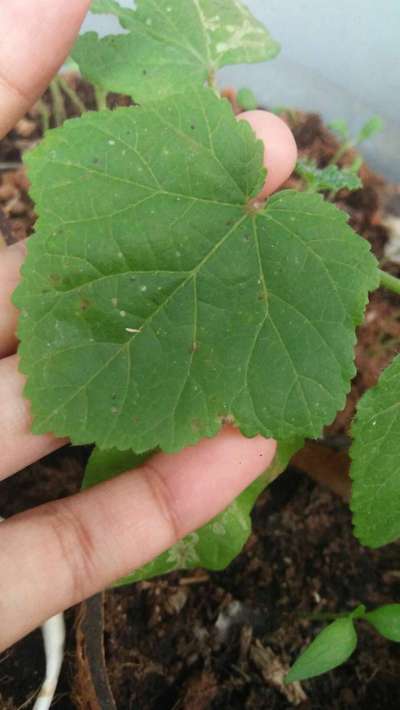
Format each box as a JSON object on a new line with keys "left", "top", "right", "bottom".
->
{"left": 0, "top": 241, "right": 26, "bottom": 358}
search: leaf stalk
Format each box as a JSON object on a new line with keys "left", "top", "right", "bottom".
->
{"left": 379, "top": 270, "right": 400, "bottom": 296}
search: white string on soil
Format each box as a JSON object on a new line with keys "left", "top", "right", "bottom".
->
{"left": 0, "top": 516, "right": 65, "bottom": 710}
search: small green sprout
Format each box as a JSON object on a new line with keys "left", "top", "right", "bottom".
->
{"left": 286, "top": 603, "right": 400, "bottom": 683}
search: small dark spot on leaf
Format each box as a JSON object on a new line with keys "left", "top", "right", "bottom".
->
{"left": 92, "top": 158, "right": 99, "bottom": 165}
{"left": 49, "top": 273, "right": 62, "bottom": 286}
{"left": 142, "top": 69, "right": 147, "bottom": 75}
{"left": 79, "top": 297, "right": 91, "bottom": 311}
{"left": 190, "top": 124, "right": 196, "bottom": 130}
{"left": 132, "top": 416, "right": 140, "bottom": 424}
{"left": 257, "top": 291, "right": 267, "bottom": 302}
{"left": 191, "top": 418, "right": 202, "bottom": 432}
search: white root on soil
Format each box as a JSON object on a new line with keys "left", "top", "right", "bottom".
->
{"left": 0, "top": 516, "right": 66, "bottom": 709}
{"left": 33, "top": 613, "right": 66, "bottom": 710}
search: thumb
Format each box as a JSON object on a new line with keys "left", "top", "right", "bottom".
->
{"left": 0, "top": 0, "right": 91, "bottom": 137}
{"left": 237, "top": 110, "right": 298, "bottom": 198}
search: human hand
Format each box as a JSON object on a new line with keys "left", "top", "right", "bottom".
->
{"left": 0, "top": 0, "right": 296, "bottom": 651}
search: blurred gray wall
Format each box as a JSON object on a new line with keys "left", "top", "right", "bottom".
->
{"left": 82, "top": 0, "right": 400, "bottom": 180}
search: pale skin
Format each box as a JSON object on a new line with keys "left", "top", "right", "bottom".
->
{"left": 0, "top": 1, "right": 297, "bottom": 651}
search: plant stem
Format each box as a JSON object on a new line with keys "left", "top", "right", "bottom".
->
{"left": 329, "top": 140, "right": 353, "bottom": 166}
{"left": 35, "top": 98, "right": 51, "bottom": 133}
{"left": 49, "top": 79, "right": 67, "bottom": 127}
{"left": 57, "top": 77, "right": 86, "bottom": 115}
{"left": 299, "top": 611, "right": 348, "bottom": 621}
{"left": 379, "top": 269, "right": 400, "bottom": 296}
{"left": 95, "top": 87, "right": 108, "bottom": 111}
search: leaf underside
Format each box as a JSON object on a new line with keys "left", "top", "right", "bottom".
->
{"left": 350, "top": 354, "right": 400, "bottom": 547}
{"left": 82, "top": 438, "right": 301, "bottom": 584}
{"left": 15, "top": 88, "right": 378, "bottom": 452}
{"left": 74, "top": 0, "right": 280, "bottom": 101}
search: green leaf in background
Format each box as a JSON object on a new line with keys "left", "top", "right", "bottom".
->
{"left": 285, "top": 617, "right": 358, "bottom": 683}
{"left": 15, "top": 88, "right": 379, "bottom": 452}
{"left": 356, "top": 115, "right": 384, "bottom": 145}
{"left": 82, "top": 438, "right": 301, "bottom": 584}
{"left": 365, "top": 604, "right": 400, "bottom": 642}
{"left": 350, "top": 354, "right": 400, "bottom": 547}
{"left": 328, "top": 119, "right": 350, "bottom": 143}
{"left": 74, "top": 0, "right": 280, "bottom": 101}
{"left": 296, "top": 158, "right": 362, "bottom": 195}
{"left": 237, "top": 87, "right": 258, "bottom": 111}
{"left": 83, "top": 447, "right": 151, "bottom": 488}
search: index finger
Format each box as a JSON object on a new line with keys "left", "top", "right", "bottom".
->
{"left": 0, "top": 0, "right": 90, "bottom": 138}
{"left": 0, "top": 426, "right": 276, "bottom": 650}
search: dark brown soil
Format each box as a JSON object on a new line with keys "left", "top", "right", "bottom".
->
{"left": 1, "top": 78, "right": 399, "bottom": 709}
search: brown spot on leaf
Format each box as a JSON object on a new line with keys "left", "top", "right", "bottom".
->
{"left": 79, "top": 297, "right": 91, "bottom": 311}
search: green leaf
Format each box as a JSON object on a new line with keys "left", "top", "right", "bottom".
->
{"left": 328, "top": 119, "right": 350, "bottom": 142}
{"left": 350, "top": 354, "right": 400, "bottom": 547}
{"left": 15, "top": 88, "right": 379, "bottom": 452}
{"left": 74, "top": 0, "right": 280, "bottom": 101}
{"left": 286, "top": 618, "right": 358, "bottom": 683}
{"left": 91, "top": 0, "right": 127, "bottom": 14}
{"left": 83, "top": 447, "right": 151, "bottom": 489}
{"left": 237, "top": 87, "right": 258, "bottom": 111}
{"left": 82, "top": 438, "right": 301, "bottom": 584}
{"left": 296, "top": 158, "right": 362, "bottom": 195}
{"left": 356, "top": 115, "right": 383, "bottom": 145}
{"left": 365, "top": 604, "right": 400, "bottom": 642}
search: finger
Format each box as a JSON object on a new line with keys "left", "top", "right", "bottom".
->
{"left": 0, "top": 0, "right": 91, "bottom": 138}
{"left": 0, "top": 426, "right": 276, "bottom": 650}
{"left": 0, "top": 242, "right": 26, "bottom": 358}
{"left": 0, "top": 117, "right": 297, "bottom": 357}
{"left": 237, "top": 110, "right": 298, "bottom": 199}
{"left": 0, "top": 354, "right": 66, "bottom": 480}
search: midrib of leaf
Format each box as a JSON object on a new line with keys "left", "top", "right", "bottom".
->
{"left": 259, "top": 210, "right": 347, "bottom": 373}
{"left": 32, "top": 213, "right": 248, "bottom": 431}
{"left": 149, "top": 101, "right": 249, "bottom": 200}
{"left": 234, "top": 217, "right": 272, "bottom": 433}
{"left": 192, "top": 0, "right": 212, "bottom": 66}
{"left": 156, "top": 277, "right": 199, "bottom": 447}
{"left": 233, "top": 215, "right": 318, "bottom": 435}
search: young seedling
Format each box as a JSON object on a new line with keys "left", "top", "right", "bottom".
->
{"left": 295, "top": 157, "right": 362, "bottom": 196}
{"left": 286, "top": 604, "right": 400, "bottom": 683}
{"left": 10, "top": 0, "right": 400, "bottom": 687}
{"left": 296, "top": 115, "right": 383, "bottom": 197}
{"left": 329, "top": 114, "right": 384, "bottom": 164}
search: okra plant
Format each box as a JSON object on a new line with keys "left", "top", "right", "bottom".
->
{"left": 13, "top": 0, "right": 400, "bottom": 680}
